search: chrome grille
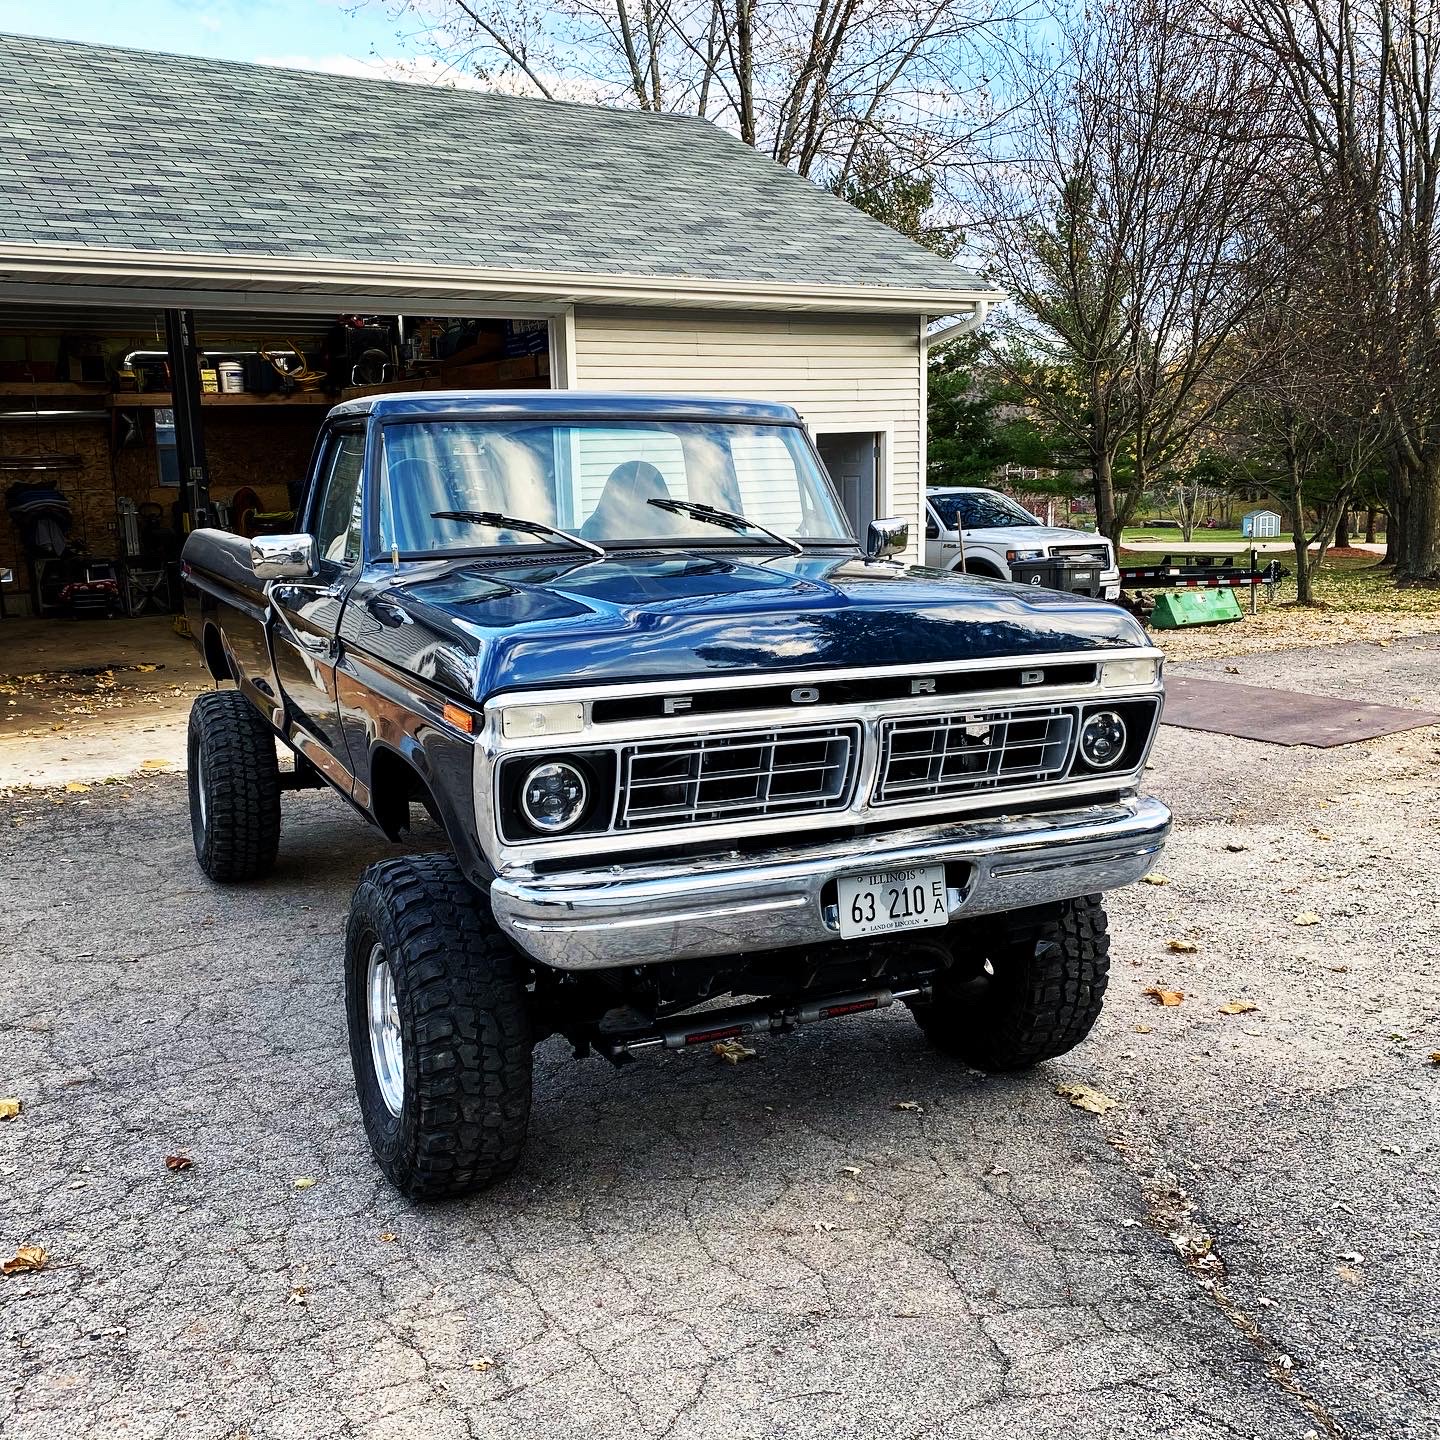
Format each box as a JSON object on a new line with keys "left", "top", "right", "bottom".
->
{"left": 1050, "top": 544, "right": 1109, "bottom": 565}
{"left": 619, "top": 723, "right": 859, "bottom": 829}
{"left": 874, "top": 707, "right": 1075, "bottom": 804}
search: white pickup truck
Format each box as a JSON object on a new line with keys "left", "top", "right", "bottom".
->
{"left": 924, "top": 487, "right": 1122, "bottom": 600}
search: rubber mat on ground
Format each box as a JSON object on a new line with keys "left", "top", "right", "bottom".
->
{"left": 1161, "top": 675, "right": 1440, "bottom": 746}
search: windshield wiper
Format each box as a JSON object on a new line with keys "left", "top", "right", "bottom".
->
{"left": 430, "top": 511, "right": 606, "bottom": 560}
{"left": 646, "top": 498, "right": 803, "bottom": 555}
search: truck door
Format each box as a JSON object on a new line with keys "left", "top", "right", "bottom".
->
{"left": 269, "top": 426, "right": 365, "bottom": 789}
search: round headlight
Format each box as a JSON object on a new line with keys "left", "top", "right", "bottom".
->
{"left": 1080, "top": 711, "right": 1128, "bottom": 769}
{"left": 520, "top": 761, "right": 588, "bottom": 833}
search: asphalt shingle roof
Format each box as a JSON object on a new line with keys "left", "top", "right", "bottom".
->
{"left": 0, "top": 32, "right": 986, "bottom": 296}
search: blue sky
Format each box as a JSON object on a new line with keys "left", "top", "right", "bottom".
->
{"left": 0, "top": 0, "right": 424, "bottom": 78}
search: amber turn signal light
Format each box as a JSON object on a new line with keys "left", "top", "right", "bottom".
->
{"left": 442, "top": 702, "right": 474, "bottom": 734}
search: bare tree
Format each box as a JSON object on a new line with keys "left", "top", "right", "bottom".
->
{"left": 1202, "top": 0, "right": 1440, "bottom": 580}
{"left": 968, "top": 0, "right": 1285, "bottom": 544}
{"left": 374, "top": 0, "right": 1019, "bottom": 195}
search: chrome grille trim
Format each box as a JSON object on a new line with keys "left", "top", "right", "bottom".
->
{"left": 874, "top": 706, "right": 1075, "bottom": 804}
{"left": 618, "top": 723, "right": 860, "bottom": 829}
{"left": 1049, "top": 544, "right": 1110, "bottom": 564}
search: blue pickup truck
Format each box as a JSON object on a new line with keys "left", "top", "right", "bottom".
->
{"left": 180, "top": 391, "right": 1169, "bottom": 1199}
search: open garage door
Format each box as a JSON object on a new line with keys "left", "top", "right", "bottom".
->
{"left": 0, "top": 291, "right": 569, "bottom": 625}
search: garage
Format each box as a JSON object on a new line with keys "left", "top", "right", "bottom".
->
{"left": 0, "top": 32, "right": 994, "bottom": 783}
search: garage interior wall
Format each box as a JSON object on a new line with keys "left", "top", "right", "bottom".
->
{"left": 568, "top": 307, "right": 924, "bottom": 560}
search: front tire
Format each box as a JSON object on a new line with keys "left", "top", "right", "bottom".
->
{"left": 346, "top": 855, "right": 533, "bottom": 1200}
{"left": 187, "top": 690, "right": 281, "bottom": 882}
{"left": 913, "top": 895, "right": 1111, "bottom": 1070}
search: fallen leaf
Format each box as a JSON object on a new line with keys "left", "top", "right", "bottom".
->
{"left": 1166, "top": 938, "right": 1198, "bottom": 954}
{"left": 711, "top": 1038, "right": 756, "bottom": 1064}
{"left": 1338, "top": 1250, "right": 1365, "bottom": 1264}
{"left": 1293, "top": 912, "right": 1321, "bottom": 926}
{"left": 1142, "top": 873, "right": 1170, "bottom": 886}
{"left": 288, "top": 1286, "right": 311, "bottom": 1305}
{"left": 1223, "top": 842, "right": 1249, "bottom": 853}
{"left": 893, "top": 1100, "right": 924, "bottom": 1112}
{"left": 1428, "top": 1052, "right": 1440, "bottom": 1066}
{"left": 140, "top": 759, "right": 170, "bottom": 770}
{"left": 163, "top": 1154, "right": 193, "bottom": 1171}
{"left": 293, "top": 1176, "right": 317, "bottom": 1189}
{"left": 0, "top": 1098, "right": 20, "bottom": 1121}
{"left": 1311, "top": 829, "right": 1333, "bottom": 841}
{"left": 2, "top": 1245, "right": 47, "bottom": 1276}
{"left": 986, "top": 1163, "right": 1010, "bottom": 1176}
{"left": 135, "top": 663, "right": 158, "bottom": 673}
{"left": 63, "top": 781, "right": 90, "bottom": 794}
{"left": 1056, "top": 1082, "right": 1118, "bottom": 1115}
{"left": 1144, "top": 986, "right": 1186, "bottom": 1006}
{"left": 1133, "top": 1023, "right": 1155, "bottom": 1034}
{"left": 1218, "top": 1000, "right": 1259, "bottom": 1015}
{"left": 469, "top": 1356, "right": 498, "bottom": 1372}
{"left": 813, "top": 1220, "right": 837, "bottom": 1232}
{"left": 1336, "top": 1265, "right": 1364, "bottom": 1285}
{"left": 379, "top": 1232, "right": 399, "bottom": 1243}
{"left": 1224, "top": 665, "right": 1241, "bottom": 674}
{"left": 839, "top": 1165, "right": 863, "bottom": 1178}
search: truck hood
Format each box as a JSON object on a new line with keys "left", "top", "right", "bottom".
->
{"left": 961, "top": 527, "right": 1113, "bottom": 555}
{"left": 348, "top": 550, "right": 1148, "bottom": 701}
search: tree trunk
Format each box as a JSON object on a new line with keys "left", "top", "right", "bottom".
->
{"left": 1334, "top": 511, "right": 1350, "bottom": 549}
{"left": 1384, "top": 453, "right": 1409, "bottom": 567}
{"left": 1400, "top": 454, "right": 1440, "bottom": 580}
{"left": 1365, "top": 507, "right": 1377, "bottom": 544}
{"left": 1093, "top": 451, "right": 1118, "bottom": 542}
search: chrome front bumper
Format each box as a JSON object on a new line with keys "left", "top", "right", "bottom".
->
{"left": 489, "top": 794, "right": 1171, "bottom": 971}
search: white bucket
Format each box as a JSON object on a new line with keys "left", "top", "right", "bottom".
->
{"left": 217, "top": 361, "right": 245, "bottom": 394}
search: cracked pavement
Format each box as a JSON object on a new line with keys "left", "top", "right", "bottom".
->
{"left": 3, "top": 636, "right": 1438, "bottom": 1440}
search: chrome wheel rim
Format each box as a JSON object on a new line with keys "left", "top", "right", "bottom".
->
{"left": 366, "top": 944, "right": 404, "bottom": 1117}
{"left": 195, "top": 747, "right": 207, "bottom": 831}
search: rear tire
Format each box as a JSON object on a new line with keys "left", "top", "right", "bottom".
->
{"left": 187, "top": 690, "right": 281, "bottom": 882}
{"left": 913, "top": 895, "right": 1111, "bottom": 1071}
{"left": 346, "top": 855, "right": 533, "bottom": 1200}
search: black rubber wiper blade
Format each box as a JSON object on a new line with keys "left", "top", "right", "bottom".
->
{"left": 646, "top": 497, "right": 802, "bottom": 555}
{"left": 431, "top": 510, "right": 606, "bottom": 559}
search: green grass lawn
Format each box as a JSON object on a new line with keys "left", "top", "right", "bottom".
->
{"left": 1121, "top": 525, "right": 1295, "bottom": 545}
{"left": 1121, "top": 525, "right": 1387, "bottom": 547}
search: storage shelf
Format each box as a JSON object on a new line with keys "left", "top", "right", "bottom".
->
{"left": 109, "top": 391, "right": 333, "bottom": 408}
{"left": 0, "top": 381, "right": 111, "bottom": 397}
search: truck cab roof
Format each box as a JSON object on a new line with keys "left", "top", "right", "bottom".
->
{"left": 327, "top": 390, "right": 803, "bottom": 424}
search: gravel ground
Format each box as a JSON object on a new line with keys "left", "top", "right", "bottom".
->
{"left": 2, "top": 637, "right": 1437, "bottom": 1440}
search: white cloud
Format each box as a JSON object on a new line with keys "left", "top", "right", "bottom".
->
{"left": 253, "top": 52, "right": 489, "bottom": 88}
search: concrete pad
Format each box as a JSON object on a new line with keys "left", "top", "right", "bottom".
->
{"left": 0, "top": 615, "right": 208, "bottom": 788}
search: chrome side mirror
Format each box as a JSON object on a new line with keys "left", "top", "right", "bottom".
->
{"left": 251, "top": 533, "right": 316, "bottom": 580}
{"left": 864, "top": 517, "right": 910, "bottom": 562}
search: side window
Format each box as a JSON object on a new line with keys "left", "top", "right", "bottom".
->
{"left": 925, "top": 506, "right": 939, "bottom": 540}
{"left": 310, "top": 431, "right": 366, "bottom": 567}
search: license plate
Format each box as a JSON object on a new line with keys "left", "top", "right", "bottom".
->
{"left": 837, "top": 863, "right": 949, "bottom": 939}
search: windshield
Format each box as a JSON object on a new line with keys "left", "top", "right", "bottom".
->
{"left": 377, "top": 419, "right": 852, "bottom": 554}
{"left": 929, "top": 491, "right": 1039, "bottom": 530}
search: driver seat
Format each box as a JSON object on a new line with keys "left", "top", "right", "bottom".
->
{"left": 581, "top": 460, "right": 680, "bottom": 540}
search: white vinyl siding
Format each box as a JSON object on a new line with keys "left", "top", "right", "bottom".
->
{"left": 568, "top": 307, "right": 925, "bottom": 560}
{"left": 568, "top": 428, "right": 690, "bottom": 524}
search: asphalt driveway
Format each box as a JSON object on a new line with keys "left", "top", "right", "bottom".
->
{"left": 2, "top": 637, "right": 1437, "bottom": 1440}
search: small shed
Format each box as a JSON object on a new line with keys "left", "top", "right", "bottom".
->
{"left": 1242, "top": 510, "right": 1282, "bottom": 538}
